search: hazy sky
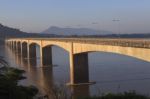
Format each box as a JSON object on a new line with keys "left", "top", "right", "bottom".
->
{"left": 0, "top": 0, "right": 150, "bottom": 33}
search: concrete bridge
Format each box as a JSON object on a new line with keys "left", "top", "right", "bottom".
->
{"left": 5, "top": 38, "right": 150, "bottom": 85}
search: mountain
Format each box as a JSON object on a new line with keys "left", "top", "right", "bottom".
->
{"left": 0, "top": 24, "right": 58, "bottom": 39}
{"left": 0, "top": 24, "right": 26, "bottom": 38}
{"left": 42, "top": 26, "right": 114, "bottom": 35}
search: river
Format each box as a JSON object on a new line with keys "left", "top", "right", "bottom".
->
{"left": 1, "top": 44, "right": 150, "bottom": 98}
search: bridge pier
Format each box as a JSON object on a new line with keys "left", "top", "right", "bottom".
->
{"left": 11, "top": 41, "right": 13, "bottom": 49}
{"left": 29, "top": 44, "right": 36, "bottom": 59}
{"left": 14, "top": 42, "right": 17, "bottom": 51}
{"left": 69, "top": 53, "right": 89, "bottom": 85}
{"left": 20, "top": 42, "right": 23, "bottom": 56}
{"left": 15, "top": 42, "right": 18, "bottom": 53}
{"left": 28, "top": 44, "right": 37, "bottom": 66}
{"left": 10, "top": 41, "right": 12, "bottom": 49}
{"left": 17, "top": 42, "right": 21, "bottom": 55}
{"left": 22, "top": 43, "right": 28, "bottom": 58}
{"left": 12, "top": 41, "right": 15, "bottom": 50}
{"left": 42, "top": 46, "right": 52, "bottom": 66}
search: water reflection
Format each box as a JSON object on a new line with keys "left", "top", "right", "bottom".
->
{"left": 70, "top": 85, "right": 90, "bottom": 99}
{"left": 10, "top": 47, "right": 90, "bottom": 98}
{"left": 3, "top": 45, "right": 150, "bottom": 98}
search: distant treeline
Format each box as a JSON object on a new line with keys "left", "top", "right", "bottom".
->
{"left": 65, "top": 33, "right": 150, "bottom": 38}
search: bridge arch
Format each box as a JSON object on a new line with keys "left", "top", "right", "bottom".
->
{"left": 28, "top": 43, "right": 41, "bottom": 66}
{"left": 42, "top": 44, "right": 69, "bottom": 53}
{"left": 29, "top": 42, "right": 40, "bottom": 47}
{"left": 28, "top": 43, "right": 40, "bottom": 58}
{"left": 22, "top": 41, "right": 28, "bottom": 44}
{"left": 42, "top": 44, "right": 70, "bottom": 66}
{"left": 73, "top": 43, "right": 150, "bottom": 63}
{"left": 42, "top": 41, "right": 71, "bottom": 53}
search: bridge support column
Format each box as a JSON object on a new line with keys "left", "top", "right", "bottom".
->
{"left": 27, "top": 43, "right": 30, "bottom": 59}
{"left": 12, "top": 41, "right": 15, "bottom": 50}
{"left": 40, "top": 46, "right": 43, "bottom": 67}
{"left": 15, "top": 42, "right": 18, "bottom": 53}
{"left": 20, "top": 42, "right": 22, "bottom": 57}
{"left": 13, "top": 42, "right": 16, "bottom": 51}
{"left": 17, "top": 43, "right": 21, "bottom": 55}
{"left": 42, "top": 46, "right": 52, "bottom": 66}
{"left": 12, "top": 42, "right": 14, "bottom": 49}
{"left": 22, "top": 43, "right": 28, "bottom": 58}
{"left": 10, "top": 41, "right": 12, "bottom": 49}
{"left": 10, "top": 41, "right": 12, "bottom": 48}
{"left": 69, "top": 53, "right": 89, "bottom": 85}
{"left": 29, "top": 44, "right": 36, "bottom": 59}
{"left": 28, "top": 44, "right": 37, "bottom": 66}
{"left": 8, "top": 41, "right": 11, "bottom": 48}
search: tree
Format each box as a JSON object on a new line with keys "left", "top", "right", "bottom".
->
{"left": 0, "top": 56, "right": 38, "bottom": 99}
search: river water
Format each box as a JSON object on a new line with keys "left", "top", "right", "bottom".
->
{"left": 1, "top": 44, "right": 150, "bottom": 98}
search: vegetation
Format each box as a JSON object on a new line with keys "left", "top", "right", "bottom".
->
{"left": 44, "top": 84, "right": 150, "bottom": 99}
{"left": 0, "top": 56, "right": 38, "bottom": 99}
{"left": 48, "top": 84, "right": 69, "bottom": 99}
{"left": 82, "top": 91, "right": 150, "bottom": 99}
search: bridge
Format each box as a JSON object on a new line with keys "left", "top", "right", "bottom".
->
{"left": 5, "top": 38, "right": 150, "bottom": 85}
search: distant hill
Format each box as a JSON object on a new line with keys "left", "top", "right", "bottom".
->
{"left": 0, "top": 24, "right": 26, "bottom": 38}
{"left": 42, "top": 26, "right": 114, "bottom": 35}
{"left": 0, "top": 24, "right": 57, "bottom": 39}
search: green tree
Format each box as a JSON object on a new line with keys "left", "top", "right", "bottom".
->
{"left": 0, "top": 56, "right": 38, "bottom": 99}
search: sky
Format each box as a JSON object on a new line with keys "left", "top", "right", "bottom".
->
{"left": 0, "top": 0, "right": 150, "bottom": 33}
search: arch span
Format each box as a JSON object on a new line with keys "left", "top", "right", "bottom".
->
{"left": 29, "top": 42, "right": 40, "bottom": 47}
{"left": 42, "top": 41, "right": 71, "bottom": 53}
{"left": 22, "top": 41, "right": 28, "bottom": 45}
{"left": 42, "top": 44, "right": 69, "bottom": 53}
{"left": 42, "top": 44, "right": 70, "bottom": 66}
{"left": 73, "top": 43, "right": 150, "bottom": 62}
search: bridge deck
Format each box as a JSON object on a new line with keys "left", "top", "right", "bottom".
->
{"left": 7, "top": 38, "right": 150, "bottom": 48}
